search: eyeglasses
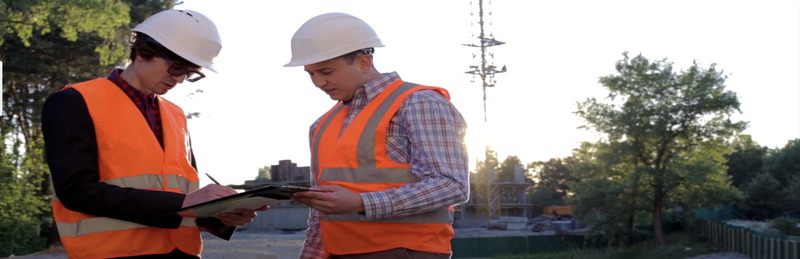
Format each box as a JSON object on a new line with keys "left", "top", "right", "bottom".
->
{"left": 161, "top": 57, "right": 206, "bottom": 82}
{"left": 139, "top": 34, "right": 206, "bottom": 82}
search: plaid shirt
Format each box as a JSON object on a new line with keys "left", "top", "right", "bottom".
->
{"left": 301, "top": 72, "right": 470, "bottom": 258}
{"left": 107, "top": 69, "right": 163, "bottom": 148}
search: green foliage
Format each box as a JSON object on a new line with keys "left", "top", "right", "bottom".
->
{"left": 0, "top": 165, "right": 49, "bottom": 257}
{"left": 527, "top": 158, "right": 576, "bottom": 207}
{"left": 497, "top": 155, "right": 523, "bottom": 182}
{"left": 739, "top": 173, "right": 786, "bottom": 220}
{"left": 569, "top": 142, "right": 642, "bottom": 246}
{"left": 491, "top": 231, "right": 726, "bottom": 259}
{"left": 725, "top": 135, "right": 766, "bottom": 188}
{"left": 668, "top": 142, "right": 743, "bottom": 209}
{"left": 528, "top": 185, "right": 566, "bottom": 208}
{"left": 0, "top": 0, "right": 131, "bottom": 65}
{"left": 785, "top": 175, "right": 800, "bottom": 215}
{"left": 0, "top": 0, "right": 176, "bottom": 253}
{"left": 474, "top": 146, "right": 500, "bottom": 176}
{"left": 256, "top": 166, "right": 271, "bottom": 180}
{"left": 530, "top": 158, "right": 575, "bottom": 196}
{"left": 763, "top": 138, "right": 800, "bottom": 186}
{"left": 764, "top": 139, "right": 800, "bottom": 216}
{"left": 767, "top": 217, "right": 800, "bottom": 236}
{"left": 572, "top": 52, "right": 746, "bottom": 245}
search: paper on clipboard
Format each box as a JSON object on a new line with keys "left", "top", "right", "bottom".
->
{"left": 177, "top": 185, "right": 313, "bottom": 218}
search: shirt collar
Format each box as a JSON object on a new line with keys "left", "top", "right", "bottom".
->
{"left": 107, "top": 68, "right": 159, "bottom": 105}
{"left": 355, "top": 71, "right": 401, "bottom": 103}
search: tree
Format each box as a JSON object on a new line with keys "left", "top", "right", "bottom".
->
{"left": 529, "top": 158, "right": 576, "bottom": 199}
{"left": 528, "top": 185, "right": 565, "bottom": 208}
{"left": 725, "top": 135, "right": 766, "bottom": 188}
{"left": 763, "top": 139, "right": 800, "bottom": 216}
{"left": 0, "top": 164, "right": 47, "bottom": 256}
{"left": 784, "top": 175, "right": 800, "bottom": 216}
{"left": 739, "top": 173, "right": 786, "bottom": 220}
{"left": 497, "top": 155, "right": 523, "bottom": 182}
{"left": 256, "top": 166, "right": 271, "bottom": 181}
{"left": 569, "top": 141, "right": 643, "bottom": 246}
{"left": 0, "top": 0, "right": 130, "bottom": 64}
{"left": 763, "top": 139, "right": 800, "bottom": 186}
{"left": 0, "top": 0, "right": 175, "bottom": 254}
{"left": 527, "top": 157, "right": 576, "bottom": 210}
{"left": 574, "top": 52, "right": 745, "bottom": 245}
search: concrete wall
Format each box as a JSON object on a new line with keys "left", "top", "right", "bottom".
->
{"left": 248, "top": 203, "right": 310, "bottom": 232}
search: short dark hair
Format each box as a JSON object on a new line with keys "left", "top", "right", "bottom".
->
{"left": 128, "top": 32, "right": 194, "bottom": 66}
{"left": 339, "top": 48, "right": 374, "bottom": 64}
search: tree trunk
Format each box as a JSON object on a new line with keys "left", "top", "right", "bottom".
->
{"left": 625, "top": 215, "right": 635, "bottom": 246}
{"left": 653, "top": 193, "right": 666, "bottom": 245}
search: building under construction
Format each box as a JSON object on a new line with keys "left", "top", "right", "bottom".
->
{"left": 456, "top": 164, "right": 535, "bottom": 226}
{"left": 233, "top": 158, "right": 537, "bottom": 231}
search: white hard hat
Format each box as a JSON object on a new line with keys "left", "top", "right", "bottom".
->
{"left": 284, "top": 12, "right": 384, "bottom": 67}
{"left": 133, "top": 9, "right": 221, "bottom": 72}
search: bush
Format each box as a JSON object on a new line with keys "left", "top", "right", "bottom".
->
{"left": 738, "top": 173, "right": 786, "bottom": 220}
{"left": 768, "top": 217, "right": 800, "bottom": 236}
{"left": 0, "top": 221, "right": 48, "bottom": 257}
{"left": 0, "top": 166, "right": 50, "bottom": 257}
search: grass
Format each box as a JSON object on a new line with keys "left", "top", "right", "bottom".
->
{"left": 491, "top": 231, "right": 727, "bottom": 259}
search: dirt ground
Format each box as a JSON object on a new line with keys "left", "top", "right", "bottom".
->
{"left": 4, "top": 230, "right": 305, "bottom": 259}
{"left": 687, "top": 253, "right": 749, "bottom": 259}
{"left": 4, "top": 229, "right": 749, "bottom": 259}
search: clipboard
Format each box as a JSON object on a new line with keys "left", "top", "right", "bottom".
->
{"left": 177, "top": 185, "right": 313, "bottom": 218}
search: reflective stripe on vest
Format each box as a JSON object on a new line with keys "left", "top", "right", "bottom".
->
{"left": 50, "top": 173, "right": 198, "bottom": 199}
{"left": 104, "top": 174, "right": 199, "bottom": 192}
{"left": 51, "top": 173, "right": 199, "bottom": 237}
{"left": 55, "top": 216, "right": 197, "bottom": 237}
{"left": 53, "top": 174, "right": 197, "bottom": 195}
{"left": 322, "top": 208, "right": 454, "bottom": 223}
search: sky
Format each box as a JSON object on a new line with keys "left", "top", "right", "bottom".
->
{"left": 164, "top": 0, "right": 800, "bottom": 187}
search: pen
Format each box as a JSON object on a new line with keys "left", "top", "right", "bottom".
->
{"left": 205, "top": 173, "right": 221, "bottom": 185}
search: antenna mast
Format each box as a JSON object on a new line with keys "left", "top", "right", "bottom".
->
{"left": 464, "top": 0, "right": 506, "bottom": 220}
{"left": 465, "top": 0, "right": 506, "bottom": 123}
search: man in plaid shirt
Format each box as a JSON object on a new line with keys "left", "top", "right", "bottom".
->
{"left": 286, "top": 12, "right": 470, "bottom": 259}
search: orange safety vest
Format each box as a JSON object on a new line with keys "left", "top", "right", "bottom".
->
{"left": 51, "top": 78, "right": 202, "bottom": 258}
{"left": 311, "top": 80, "right": 455, "bottom": 255}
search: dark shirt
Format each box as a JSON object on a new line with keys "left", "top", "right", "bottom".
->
{"left": 107, "top": 69, "right": 164, "bottom": 147}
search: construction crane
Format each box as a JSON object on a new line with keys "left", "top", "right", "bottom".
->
{"left": 464, "top": 0, "right": 506, "bottom": 220}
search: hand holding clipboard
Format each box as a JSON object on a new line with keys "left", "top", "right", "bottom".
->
{"left": 178, "top": 184, "right": 315, "bottom": 218}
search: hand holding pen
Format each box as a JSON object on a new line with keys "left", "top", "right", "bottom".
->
{"left": 182, "top": 174, "right": 235, "bottom": 208}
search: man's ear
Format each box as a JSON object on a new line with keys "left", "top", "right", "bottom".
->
{"left": 132, "top": 51, "right": 148, "bottom": 63}
{"left": 356, "top": 53, "right": 373, "bottom": 72}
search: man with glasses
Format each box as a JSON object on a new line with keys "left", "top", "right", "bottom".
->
{"left": 41, "top": 10, "right": 265, "bottom": 259}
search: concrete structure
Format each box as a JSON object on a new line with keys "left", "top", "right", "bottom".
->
{"left": 235, "top": 159, "right": 536, "bottom": 231}
{"left": 230, "top": 159, "right": 312, "bottom": 232}
{"left": 457, "top": 163, "right": 535, "bottom": 228}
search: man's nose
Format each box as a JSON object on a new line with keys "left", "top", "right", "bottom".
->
{"left": 311, "top": 75, "right": 326, "bottom": 87}
{"left": 172, "top": 74, "right": 188, "bottom": 83}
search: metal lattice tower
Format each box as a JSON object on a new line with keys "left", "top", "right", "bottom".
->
{"left": 464, "top": 0, "right": 506, "bottom": 220}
